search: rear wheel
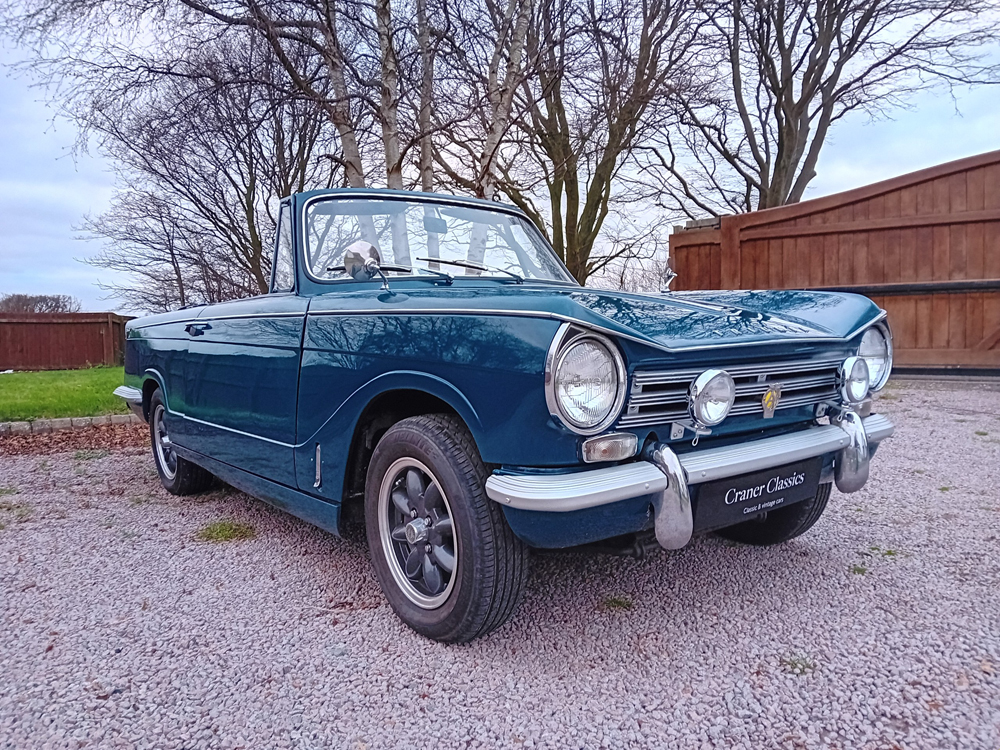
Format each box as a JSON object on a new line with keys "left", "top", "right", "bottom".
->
{"left": 365, "top": 414, "right": 528, "bottom": 643}
{"left": 149, "top": 389, "right": 214, "bottom": 495}
{"left": 716, "top": 482, "right": 832, "bottom": 546}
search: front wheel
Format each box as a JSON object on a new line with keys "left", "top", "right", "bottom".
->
{"left": 716, "top": 482, "right": 832, "bottom": 546}
{"left": 364, "top": 414, "right": 528, "bottom": 643}
{"left": 149, "top": 389, "right": 214, "bottom": 495}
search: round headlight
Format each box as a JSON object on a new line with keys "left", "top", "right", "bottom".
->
{"left": 689, "top": 369, "right": 735, "bottom": 427}
{"left": 839, "top": 356, "right": 870, "bottom": 404}
{"left": 552, "top": 336, "right": 624, "bottom": 432}
{"left": 858, "top": 324, "right": 892, "bottom": 391}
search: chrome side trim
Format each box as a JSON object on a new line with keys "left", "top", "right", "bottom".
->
{"left": 172, "top": 413, "right": 297, "bottom": 448}
{"left": 484, "top": 463, "right": 667, "bottom": 512}
{"left": 130, "top": 312, "right": 305, "bottom": 331}
{"left": 485, "top": 414, "right": 895, "bottom": 512}
{"left": 306, "top": 308, "right": 886, "bottom": 354}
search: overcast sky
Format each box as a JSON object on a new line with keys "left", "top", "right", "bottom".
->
{"left": 0, "top": 44, "right": 997, "bottom": 313}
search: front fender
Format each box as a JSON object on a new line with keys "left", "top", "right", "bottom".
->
{"left": 293, "top": 369, "right": 489, "bottom": 503}
{"left": 304, "top": 370, "right": 485, "bottom": 447}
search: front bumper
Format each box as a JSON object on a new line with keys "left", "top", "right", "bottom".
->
{"left": 485, "top": 412, "right": 894, "bottom": 548}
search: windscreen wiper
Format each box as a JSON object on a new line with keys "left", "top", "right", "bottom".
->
{"left": 414, "top": 257, "right": 523, "bottom": 283}
{"left": 326, "top": 263, "right": 454, "bottom": 285}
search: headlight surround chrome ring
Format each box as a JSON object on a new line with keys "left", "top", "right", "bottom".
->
{"left": 858, "top": 322, "right": 893, "bottom": 392}
{"left": 544, "top": 325, "right": 627, "bottom": 435}
{"left": 838, "top": 356, "right": 871, "bottom": 404}
{"left": 688, "top": 368, "right": 736, "bottom": 428}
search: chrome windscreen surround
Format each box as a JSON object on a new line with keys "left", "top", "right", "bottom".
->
{"left": 619, "top": 357, "right": 844, "bottom": 429}
{"left": 544, "top": 323, "right": 628, "bottom": 436}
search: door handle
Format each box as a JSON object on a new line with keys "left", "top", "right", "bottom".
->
{"left": 185, "top": 323, "right": 212, "bottom": 336}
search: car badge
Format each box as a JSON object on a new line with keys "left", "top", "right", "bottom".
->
{"left": 761, "top": 384, "right": 782, "bottom": 419}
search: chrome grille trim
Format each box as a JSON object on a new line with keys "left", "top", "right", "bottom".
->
{"left": 620, "top": 358, "right": 843, "bottom": 429}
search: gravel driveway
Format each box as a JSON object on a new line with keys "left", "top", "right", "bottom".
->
{"left": 2, "top": 381, "right": 999, "bottom": 750}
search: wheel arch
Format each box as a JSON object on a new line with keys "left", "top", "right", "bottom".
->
{"left": 140, "top": 369, "right": 168, "bottom": 421}
{"left": 324, "top": 372, "right": 485, "bottom": 511}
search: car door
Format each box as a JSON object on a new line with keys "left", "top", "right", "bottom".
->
{"left": 181, "top": 203, "right": 306, "bottom": 487}
{"left": 127, "top": 307, "right": 202, "bottom": 447}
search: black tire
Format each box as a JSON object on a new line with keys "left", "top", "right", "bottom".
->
{"left": 716, "top": 482, "right": 832, "bottom": 546}
{"left": 148, "top": 389, "right": 214, "bottom": 495}
{"left": 364, "top": 414, "right": 528, "bottom": 643}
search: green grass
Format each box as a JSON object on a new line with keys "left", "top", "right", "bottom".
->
{"left": 0, "top": 367, "right": 129, "bottom": 421}
{"left": 780, "top": 654, "right": 817, "bottom": 675}
{"left": 196, "top": 520, "right": 256, "bottom": 543}
{"left": 74, "top": 449, "right": 110, "bottom": 461}
{"left": 601, "top": 595, "right": 634, "bottom": 611}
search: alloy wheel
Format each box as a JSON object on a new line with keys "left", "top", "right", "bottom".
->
{"left": 378, "top": 457, "right": 458, "bottom": 609}
{"left": 152, "top": 403, "right": 177, "bottom": 480}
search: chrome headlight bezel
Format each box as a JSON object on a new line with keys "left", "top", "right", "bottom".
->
{"left": 544, "top": 325, "right": 627, "bottom": 436}
{"left": 688, "top": 368, "right": 736, "bottom": 428}
{"left": 838, "top": 356, "right": 871, "bottom": 404}
{"left": 858, "top": 321, "right": 893, "bottom": 392}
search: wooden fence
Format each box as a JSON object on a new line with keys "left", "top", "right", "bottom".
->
{"left": 0, "top": 313, "right": 130, "bottom": 371}
{"left": 669, "top": 150, "right": 1000, "bottom": 370}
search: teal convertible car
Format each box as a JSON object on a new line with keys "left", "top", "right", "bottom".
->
{"left": 115, "top": 189, "right": 894, "bottom": 642}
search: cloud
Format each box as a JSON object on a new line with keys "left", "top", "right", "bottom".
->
{"left": 0, "top": 46, "right": 131, "bottom": 313}
{"left": 808, "top": 84, "right": 1000, "bottom": 198}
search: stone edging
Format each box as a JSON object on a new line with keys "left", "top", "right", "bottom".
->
{"left": 0, "top": 414, "right": 145, "bottom": 436}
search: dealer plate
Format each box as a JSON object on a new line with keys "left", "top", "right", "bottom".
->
{"left": 693, "top": 457, "right": 823, "bottom": 532}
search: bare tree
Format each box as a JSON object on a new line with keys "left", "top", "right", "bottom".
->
{"left": 487, "top": 0, "right": 700, "bottom": 284}
{"left": 427, "top": 0, "right": 536, "bottom": 202}
{"left": 646, "top": 0, "right": 1000, "bottom": 217}
{"left": 0, "top": 294, "right": 82, "bottom": 313}
{"left": 81, "top": 38, "right": 337, "bottom": 311}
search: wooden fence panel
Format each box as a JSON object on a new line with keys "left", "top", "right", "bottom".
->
{"left": 0, "top": 313, "right": 130, "bottom": 371}
{"left": 669, "top": 150, "right": 1000, "bottom": 370}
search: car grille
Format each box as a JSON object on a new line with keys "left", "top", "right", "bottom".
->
{"left": 618, "top": 358, "right": 843, "bottom": 429}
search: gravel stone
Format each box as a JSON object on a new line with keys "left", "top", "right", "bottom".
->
{"left": 1, "top": 380, "right": 998, "bottom": 749}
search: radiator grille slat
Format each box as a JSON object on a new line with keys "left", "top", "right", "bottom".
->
{"left": 620, "top": 358, "right": 842, "bottom": 429}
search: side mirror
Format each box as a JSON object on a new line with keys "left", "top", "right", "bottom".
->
{"left": 344, "top": 243, "right": 382, "bottom": 281}
{"left": 661, "top": 268, "right": 678, "bottom": 292}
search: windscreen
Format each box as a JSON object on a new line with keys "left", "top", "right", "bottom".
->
{"left": 304, "top": 197, "right": 575, "bottom": 283}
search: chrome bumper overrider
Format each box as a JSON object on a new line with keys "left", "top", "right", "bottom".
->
{"left": 112, "top": 385, "right": 145, "bottom": 420}
{"left": 485, "top": 412, "right": 894, "bottom": 547}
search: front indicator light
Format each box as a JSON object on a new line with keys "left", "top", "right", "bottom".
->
{"left": 581, "top": 432, "right": 638, "bottom": 463}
